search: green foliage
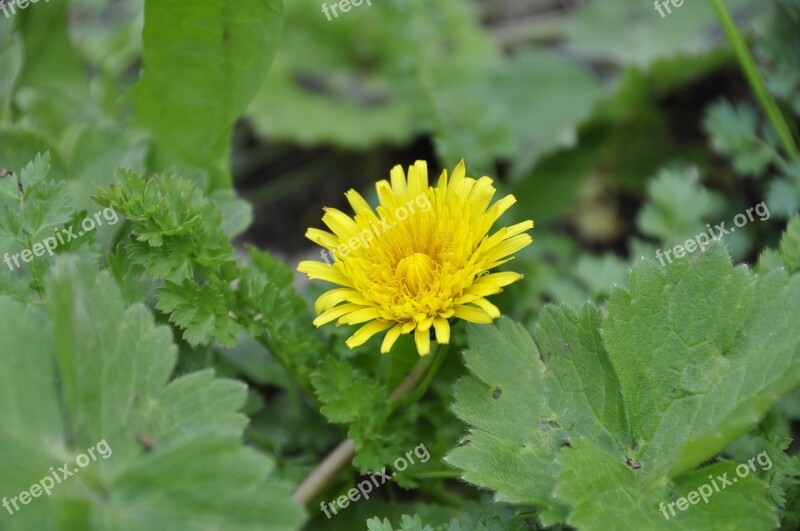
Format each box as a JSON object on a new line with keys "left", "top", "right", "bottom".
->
{"left": 311, "top": 356, "right": 418, "bottom": 474}
{"left": 704, "top": 100, "right": 777, "bottom": 177}
{"left": 95, "top": 169, "right": 235, "bottom": 282}
{"left": 0, "top": 257, "right": 304, "bottom": 530}
{"left": 565, "top": 0, "right": 759, "bottom": 66}
{"left": 637, "top": 166, "right": 723, "bottom": 245}
{"left": 132, "top": 0, "right": 284, "bottom": 189}
{"left": 247, "top": 0, "right": 604, "bottom": 175}
{"left": 94, "top": 169, "right": 321, "bottom": 378}
{"left": 368, "top": 514, "right": 432, "bottom": 531}
{"left": 448, "top": 241, "right": 800, "bottom": 529}
{"left": 366, "top": 498, "right": 544, "bottom": 531}
{"left": 759, "top": 215, "right": 800, "bottom": 273}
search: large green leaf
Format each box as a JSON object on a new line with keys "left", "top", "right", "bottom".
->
{"left": 132, "top": 0, "right": 283, "bottom": 189}
{"left": 448, "top": 242, "right": 800, "bottom": 529}
{"left": 0, "top": 257, "right": 305, "bottom": 530}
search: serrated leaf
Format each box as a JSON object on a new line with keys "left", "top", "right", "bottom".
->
{"left": 778, "top": 215, "right": 800, "bottom": 273}
{"left": 448, "top": 242, "right": 800, "bottom": 529}
{"left": 366, "top": 515, "right": 432, "bottom": 531}
{"left": 555, "top": 440, "right": 776, "bottom": 530}
{"left": 95, "top": 169, "right": 235, "bottom": 282}
{"left": 703, "top": 100, "right": 776, "bottom": 177}
{"left": 0, "top": 256, "right": 305, "bottom": 529}
{"left": 637, "top": 167, "right": 723, "bottom": 245}
{"left": 18, "top": 151, "right": 50, "bottom": 194}
{"left": 156, "top": 279, "right": 242, "bottom": 347}
{"left": 312, "top": 358, "right": 386, "bottom": 424}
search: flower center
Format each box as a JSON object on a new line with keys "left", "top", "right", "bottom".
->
{"left": 396, "top": 252, "right": 436, "bottom": 294}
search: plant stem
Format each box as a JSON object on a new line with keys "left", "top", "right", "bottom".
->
{"left": 711, "top": 0, "right": 798, "bottom": 158}
{"left": 292, "top": 342, "right": 451, "bottom": 506}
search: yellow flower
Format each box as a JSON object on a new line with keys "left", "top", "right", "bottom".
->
{"left": 298, "top": 160, "right": 533, "bottom": 356}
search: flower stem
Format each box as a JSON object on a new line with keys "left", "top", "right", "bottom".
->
{"left": 292, "top": 341, "right": 451, "bottom": 506}
{"left": 711, "top": 0, "right": 798, "bottom": 158}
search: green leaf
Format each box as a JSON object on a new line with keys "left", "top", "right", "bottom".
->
{"left": 15, "top": 0, "right": 91, "bottom": 135}
{"left": 766, "top": 177, "right": 800, "bottom": 218}
{"left": 556, "top": 441, "right": 776, "bottom": 530}
{"left": 574, "top": 253, "right": 629, "bottom": 298}
{"left": 0, "top": 30, "right": 22, "bottom": 121}
{"left": 495, "top": 49, "right": 604, "bottom": 177}
{"left": 0, "top": 256, "right": 305, "bottom": 529}
{"left": 778, "top": 215, "right": 800, "bottom": 273}
{"left": 0, "top": 153, "right": 75, "bottom": 247}
{"left": 18, "top": 150, "right": 50, "bottom": 194}
{"left": 367, "top": 515, "right": 432, "bottom": 531}
{"left": 156, "top": 279, "right": 242, "bottom": 347}
{"left": 703, "top": 100, "right": 776, "bottom": 177}
{"left": 210, "top": 189, "right": 254, "bottom": 238}
{"left": 565, "top": 0, "right": 759, "bottom": 67}
{"left": 0, "top": 126, "right": 68, "bottom": 180}
{"left": 366, "top": 498, "right": 542, "bottom": 531}
{"left": 757, "top": 216, "right": 800, "bottom": 274}
{"left": 312, "top": 357, "right": 386, "bottom": 424}
{"left": 448, "top": 242, "right": 800, "bottom": 529}
{"left": 132, "top": 0, "right": 283, "bottom": 189}
{"left": 95, "top": 168, "right": 235, "bottom": 282}
{"left": 637, "top": 167, "right": 723, "bottom": 245}
{"left": 95, "top": 170, "right": 322, "bottom": 392}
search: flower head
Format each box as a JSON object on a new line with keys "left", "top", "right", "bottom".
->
{"left": 298, "top": 160, "right": 533, "bottom": 355}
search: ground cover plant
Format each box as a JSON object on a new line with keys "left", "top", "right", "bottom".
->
{"left": 1, "top": 0, "right": 800, "bottom": 529}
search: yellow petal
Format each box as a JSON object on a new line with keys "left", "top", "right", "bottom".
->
{"left": 297, "top": 261, "right": 352, "bottom": 287}
{"left": 407, "top": 160, "right": 429, "bottom": 198}
{"left": 345, "top": 189, "right": 375, "bottom": 217}
{"left": 338, "top": 307, "right": 381, "bottom": 325}
{"left": 414, "top": 327, "right": 431, "bottom": 356}
{"left": 432, "top": 318, "right": 450, "bottom": 344}
{"left": 305, "top": 228, "right": 339, "bottom": 249}
{"left": 483, "top": 234, "right": 533, "bottom": 265}
{"left": 313, "top": 303, "right": 363, "bottom": 326}
{"left": 346, "top": 320, "right": 393, "bottom": 349}
{"left": 390, "top": 165, "right": 408, "bottom": 196}
{"left": 381, "top": 323, "right": 404, "bottom": 353}
{"left": 453, "top": 305, "right": 493, "bottom": 323}
{"left": 466, "top": 176, "right": 496, "bottom": 219}
{"left": 474, "top": 271, "right": 524, "bottom": 289}
{"left": 314, "top": 288, "right": 368, "bottom": 314}
{"left": 322, "top": 207, "right": 361, "bottom": 239}
{"left": 471, "top": 297, "right": 501, "bottom": 319}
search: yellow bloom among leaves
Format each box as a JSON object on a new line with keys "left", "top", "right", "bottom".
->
{"left": 297, "top": 160, "right": 533, "bottom": 356}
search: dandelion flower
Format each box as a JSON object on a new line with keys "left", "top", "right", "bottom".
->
{"left": 298, "top": 160, "right": 533, "bottom": 356}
